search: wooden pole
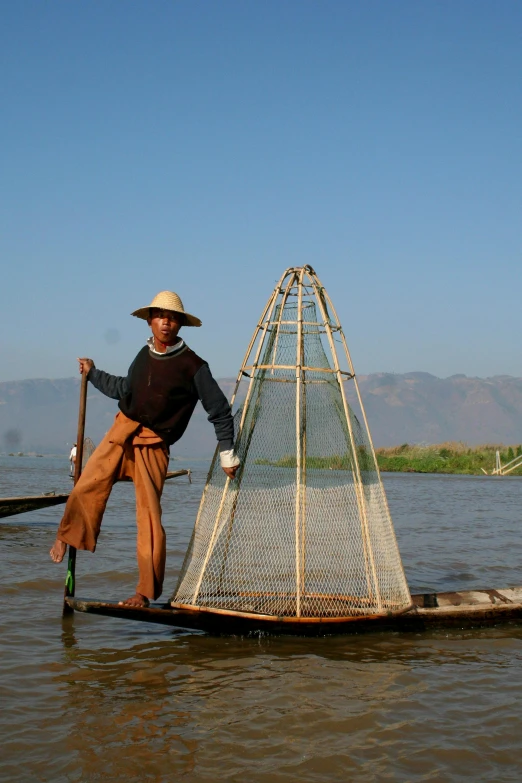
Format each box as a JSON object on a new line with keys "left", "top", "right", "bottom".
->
{"left": 62, "top": 371, "right": 88, "bottom": 616}
{"left": 295, "top": 268, "right": 305, "bottom": 616}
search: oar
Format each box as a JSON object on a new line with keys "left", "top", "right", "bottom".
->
{"left": 62, "top": 370, "right": 88, "bottom": 616}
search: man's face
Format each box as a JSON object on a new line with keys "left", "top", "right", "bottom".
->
{"left": 147, "top": 308, "right": 183, "bottom": 345}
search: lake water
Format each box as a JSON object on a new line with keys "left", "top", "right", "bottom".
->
{"left": 1, "top": 455, "right": 522, "bottom": 782}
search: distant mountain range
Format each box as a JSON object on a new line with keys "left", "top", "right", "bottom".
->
{"left": 1, "top": 373, "right": 522, "bottom": 456}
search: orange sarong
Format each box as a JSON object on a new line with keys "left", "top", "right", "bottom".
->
{"left": 57, "top": 412, "right": 169, "bottom": 600}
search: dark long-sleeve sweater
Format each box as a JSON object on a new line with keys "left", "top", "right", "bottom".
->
{"left": 87, "top": 343, "right": 234, "bottom": 450}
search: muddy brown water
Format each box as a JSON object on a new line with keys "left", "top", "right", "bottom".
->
{"left": 1, "top": 456, "right": 522, "bottom": 782}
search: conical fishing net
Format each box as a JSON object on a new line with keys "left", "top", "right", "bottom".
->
{"left": 173, "top": 267, "right": 411, "bottom": 620}
{"left": 82, "top": 437, "right": 96, "bottom": 469}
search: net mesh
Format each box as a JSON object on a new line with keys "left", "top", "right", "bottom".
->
{"left": 173, "top": 270, "right": 411, "bottom": 619}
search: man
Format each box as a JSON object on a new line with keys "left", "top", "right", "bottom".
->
{"left": 50, "top": 290, "right": 239, "bottom": 607}
{"left": 69, "top": 443, "right": 77, "bottom": 477}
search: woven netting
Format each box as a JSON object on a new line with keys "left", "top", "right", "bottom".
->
{"left": 82, "top": 437, "right": 96, "bottom": 469}
{"left": 174, "top": 298, "right": 411, "bottom": 618}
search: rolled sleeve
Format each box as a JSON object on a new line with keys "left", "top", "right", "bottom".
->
{"left": 219, "top": 448, "right": 241, "bottom": 469}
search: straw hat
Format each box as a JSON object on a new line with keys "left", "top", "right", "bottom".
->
{"left": 131, "top": 291, "right": 202, "bottom": 327}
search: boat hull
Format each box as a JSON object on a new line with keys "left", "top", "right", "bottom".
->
{"left": 0, "top": 494, "right": 69, "bottom": 519}
{"left": 66, "top": 587, "right": 522, "bottom": 635}
{"left": 0, "top": 470, "right": 190, "bottom": 520}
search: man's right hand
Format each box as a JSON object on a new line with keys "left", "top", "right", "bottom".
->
{"left": 77, "top": 357, "right": 94, "bottom": 375}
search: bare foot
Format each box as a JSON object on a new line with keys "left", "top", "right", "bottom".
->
{"left": 50, "top": 538, "right": 67, "bottom": 563}
{"left": 118, "top": 593, "right": 150, "bottom": 608}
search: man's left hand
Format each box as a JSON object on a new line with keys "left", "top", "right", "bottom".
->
{"left": 223, "top": 465, "right": 239, "bottom": 480}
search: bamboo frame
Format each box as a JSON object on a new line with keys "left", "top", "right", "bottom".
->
{"left": 171, "top": 602, "right": 406, "bottom": 623}
{"left": 174, "top": 264, "right": 411, "bottom": 619}
{"left": 244, "top": 364, "right": 353, "bottom": 375}
{"left": 295, "top": 267, "right": 305, "bottom": 616}
{"left": 491, "top": 452, "right": 522, "bottom": 476}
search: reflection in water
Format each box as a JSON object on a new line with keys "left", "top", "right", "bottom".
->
{"left": 49, "top": 624, "right": 522, "bottom": 782}
{"left": 53, "top": 626, "right": 417, "bottom": 781}
{"left": 60, "top": 617, "right": 78, "bottom": 651}
{"left": 56, "top": 640, "right": 199, "bottom": 778}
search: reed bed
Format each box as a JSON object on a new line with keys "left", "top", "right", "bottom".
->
{"left": 257, "top": 443, "right": 522, "bottom": 475}
{"left": 376, "top": 442, "right": 522, "bottom": 475}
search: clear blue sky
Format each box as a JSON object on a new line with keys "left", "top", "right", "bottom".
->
{"left": 1, "top": 1, "right": 520, "bottom": 382}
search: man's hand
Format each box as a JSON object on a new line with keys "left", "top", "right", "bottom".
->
{"left": 222, "top": 465, "right": 239, "bottom": 480}
{"left": 77, "top": 357, "right": 94, "bottom": 375}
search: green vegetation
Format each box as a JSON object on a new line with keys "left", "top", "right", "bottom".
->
{"left": 256, "top": 443, "right": 522, "bottom": 475}
{"left": 376, "top": 442, "right": 522, "bottom": 475}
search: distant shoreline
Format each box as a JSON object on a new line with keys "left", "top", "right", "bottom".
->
{"left": 376, "top": 442, "right": 522, "bottom": 476}
{"left": 3, "top": 445, "right": 522, "bottom": 477}
{"left": 256, "top": 442, "right": 522, "bottom": 477}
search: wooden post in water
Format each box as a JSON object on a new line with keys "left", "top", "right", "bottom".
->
{"left": 62, "top": 371, "right": 88, "bottom": 616}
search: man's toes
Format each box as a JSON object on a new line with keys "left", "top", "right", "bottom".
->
{"left": 49, "top": 540, "right": 66, "bottom": 563}
{"left": 118, "top": 595, "right": 149, "bottom": 608}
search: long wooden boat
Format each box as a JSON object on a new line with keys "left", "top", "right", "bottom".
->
{"left": 0, "top": 493, "right": 69, "bottom": 519}
{"left": 0, "top": 469, "right": 191, "bottom": 520}
{"left": 65, "top": 586, "right": 522, "bottom": 635}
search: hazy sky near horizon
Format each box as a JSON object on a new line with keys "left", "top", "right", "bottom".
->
{"left": 1, "top": 1, "right": 521, "bottom": 383}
